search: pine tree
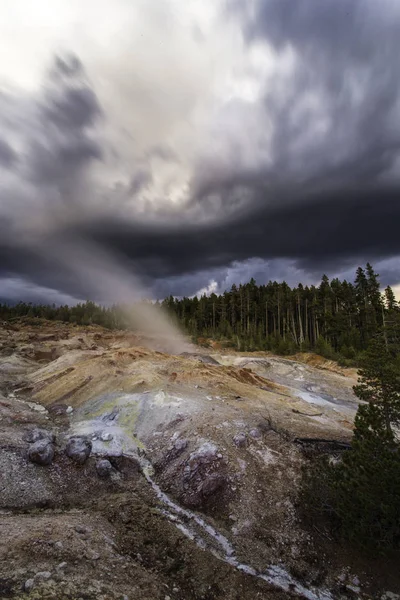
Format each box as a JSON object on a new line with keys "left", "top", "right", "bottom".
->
{"left": 385, "top": 285, "right": 397, "bottom": 310}
{"left": 332, "top": 338, "right": 400, "bottom": 549}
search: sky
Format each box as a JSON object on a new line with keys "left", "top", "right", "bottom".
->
{"left": 1, "top": 0, "right": 400, "bottom": 305}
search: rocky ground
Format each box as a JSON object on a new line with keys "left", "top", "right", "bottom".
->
{"left": 0, "top": 318, "right": 399, "bottom": 600}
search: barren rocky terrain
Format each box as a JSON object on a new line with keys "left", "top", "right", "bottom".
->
{"left": 1, "top": 319, "right": 399, "bottom": 600}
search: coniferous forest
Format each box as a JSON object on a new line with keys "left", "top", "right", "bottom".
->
{"left": 1, "top": 263, "right": 399, "bottom": 363}
{"left": 164, "top": 263, "right": 400, "bottom": 362}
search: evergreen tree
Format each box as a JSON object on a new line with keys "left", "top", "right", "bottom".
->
{"left": 385, "top": 285, "right": 397, "bottom": 310}
{"left": 303, "top": 336, "right": 400, "bottom": 551}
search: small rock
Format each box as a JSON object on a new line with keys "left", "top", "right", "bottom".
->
{"left": 174, "top": 438, "right": 188, "bottom": 453}
{"left": 49, "top": 404, "right": 68, "bottom": 416}
{"left": 54, "top": 541, "right": 63, "bottom": 550}
{"left": 74, "top": 525, "right": 87, "bottom": 534}
{"left": 96, "top": 459, "right": 113, "bottom": 478}
{"left": 100, "top": 432, "right": 113, "bottom": 442}
{"left": 165, "top": 596, "right": 171, "bottom": 600}
{"left": 233, "top": 433, "right": 247, "bottom": 448}
{"left": 28, "top": 439, "right": 55, "bottom": 466}
{"left": 352, "top": 576, "right": 360, "bottom": 587}
{"left": 65, "top": 436, "right": 92, "bottom": 464}
{"left": 66, "top": 406, "right": 74, "bottom": 414}
{"left": 35, "top": 571, "right": 52, "bottom": 580}
{"left": 57, "top": 562, "right": 67, "bottom": 570}
{"left": 249, "top": 428, "right": 262, "bottom": 439}
{"left": 26, "top": 401, "right": 48, "bottom": 413}
{"left": 346, "top": 585, "right": 360, "bottom": 594}
{"left": 172, "top": 588, "right": 179, "bottom": 593}
{"left": 24, "top": 579, "right": 34, "bottom": 592}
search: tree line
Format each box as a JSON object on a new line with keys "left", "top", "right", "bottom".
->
{"left": 163, "top": 263, "right": 399, "bottom": 361}
{"left": 1, "top": 263, "right": 399, "bottom": 363}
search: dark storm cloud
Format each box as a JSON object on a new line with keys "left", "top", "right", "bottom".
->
{"left": 2, "top": 0, "right": 400, "bottom": 302}
{"left": 43, "top": 87, "right": 101, "bottom": 131}
{"left": 0, "top": 139, "right": 17, "bottom": 167}
{"left": 74, "top": 186, "right": 399, "bottom": 281}
{"left": 52, "top": 54, "right": 84, "bottom": 79}
{"left": 128, "top": 169, "right": 153, "bottom": 196}
{"left": 0, "top": 55, "right": 106, "bottom": 300}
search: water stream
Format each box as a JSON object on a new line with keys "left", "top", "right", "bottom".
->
{"left": 141, "top": 462, "right": 333, "bottom": 600}
{"left": 74, "top": 392, "right": 334, "bottom": 598}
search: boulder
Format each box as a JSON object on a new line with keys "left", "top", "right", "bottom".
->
{"left": 65, "top": 436, "right": 92, "bottom": 465}
{"left": 28, "top": 439, "right": 55, "bottom": 466}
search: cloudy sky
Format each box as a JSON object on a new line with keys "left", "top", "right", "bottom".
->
{"left": 1, "top": 0, "right": 400, "bottom": 304}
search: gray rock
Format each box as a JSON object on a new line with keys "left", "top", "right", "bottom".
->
{"left": 74, "top": 525, "right": 88, "bottom": 534}
{"left": 28, "top": 439, "right": 55, "bottom": 466}
{"left": 54, "top": 541, "right": 63, "bottom": 550}
{"left": 24, "top": 579, "right": 34, "bottom": 592}
{"left": 65, "top": 436, "right": 92, "bottom": 464}
{"left": 233, "top": 433, "right": 247, "bottom": 448}
{"left": 66, "top": 406, "right": 74, "bottom": 414}
{"left": 249, "top": 428, "right": 262, "bottom": 439}
{"left": 174, "top": 438, "right": 188, "bottom": 453}
{"left": 96, "top": 459, "right": 113, "bottom": 477}
{"left": 188, "top": 442, "right": 218, "bottom": 471}
{"left": 100, "top": 431, "right": 113, "bottom": 442}
{"left": 57, "top": 562, "right": 67, "bottom": 570}
{"left": 35, "top": 571, "right": 52, "bottom": 580}
{"left": 346, "top": 584, "right": 360, "bottom": 594}
{"left": 23, "top": 428, "right": 55, "bottom": 444}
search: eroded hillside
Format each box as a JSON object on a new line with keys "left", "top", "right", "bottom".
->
{"left": 0, "top": 320, "right": 398, "bottom": 600}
